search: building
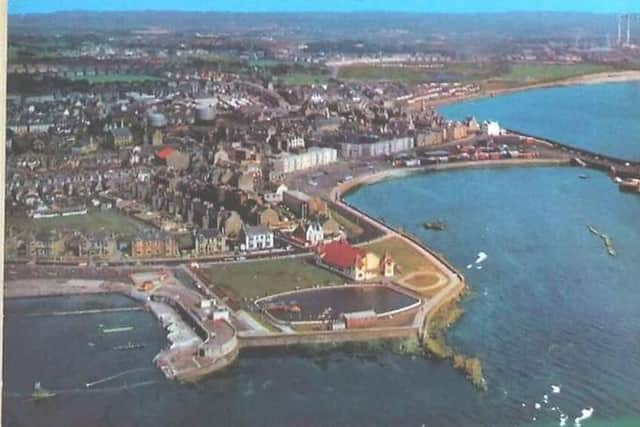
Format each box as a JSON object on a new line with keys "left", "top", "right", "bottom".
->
{"left": 262, "top": 184, "right": 288, "bottom": 204}
{"left": 270, "top": 147, "right": 338, "bottom": 174}
{"left": 342, "top": 310, "right": 378, "bottom": 329}
{"left": 241, "top": 225, "right": 274, "bottom": 251}
{"left": 340, "top": 137, "right": 414, "bottom": 159}
{"left": 108, "top": 127, "right": 134, "bottom": 148}
{"left": 27, "top": 230, "right": 67, "bottom": 259}
{"left": 283, "top": 190, "right": 310, "bottom": 219}
{"left": 416, "top": 131, "right": 443, "bottom": 147}
{"left": 483, "top": 121, "right": 502, "bottom": 137}
{"left": 315, "top": 240, "right": 394, "bottom": 281}
{"left": 79, "top": 232, "right": 117, "bottom": 258}
{"left": 293, "top": 222, "right": 324, "bottom": 247}
{"left": 131, "top": 230, "right": 178, "bottom": 258}
{"left": 194, "top": 229, "right": 228, "bottom": 256}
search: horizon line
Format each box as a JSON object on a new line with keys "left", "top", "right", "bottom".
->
{"left": 8, "top": 9, "right": 636, "bottom": 16}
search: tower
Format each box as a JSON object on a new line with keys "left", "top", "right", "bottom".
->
{"left": 618, "top": 14, "right": 623, "bottom": 46}
{"left": 627, "top": 14, "right": 632, "bottom": 46}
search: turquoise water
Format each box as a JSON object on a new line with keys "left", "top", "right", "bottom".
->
{"left": 439, "top": 82, "right": 640, "bottom": 160}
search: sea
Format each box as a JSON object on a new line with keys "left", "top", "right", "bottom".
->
{"left": 438, "top": 81, "right": 640, "bottom": 160}
{"left": 5, "top": 84, "right": 640, "bottom": 426}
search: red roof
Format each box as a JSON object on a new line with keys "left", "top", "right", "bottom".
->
{"left": 156, "top": 147, "right": 176, "bottom": 160}
{"left": 318, "top": 240, "right": 366, "bottom": 269}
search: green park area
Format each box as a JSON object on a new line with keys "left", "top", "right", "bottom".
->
{"left": 202, "top": 258, "right": 344, "bottom": 299}
{"left": 279, "top": 72, "right": 331, "bottom": 86}
{"left": 338, "top": 65, "right": 430, "bottom": 82}
{"left": 328, "top": 208, "right": 364, "bottom": 238}
{"left": 362, "top": 236, "right": 429, "bottom": 276}
{"left": 494, "top": 63, "right": 617, "bottom": 85}
{"left": 7, "top": 209, "right": 149, "bottom": 235}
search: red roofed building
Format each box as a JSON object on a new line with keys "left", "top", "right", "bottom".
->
{"left": 156, "top": 146, "right": 176, "bottom": 160}
{"left": 316, "top": 239, "right": 394, "bottom": 281}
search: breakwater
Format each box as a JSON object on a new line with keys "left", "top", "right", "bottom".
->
{"left": 507, "top": 129, "right": 640, "bottom": 178}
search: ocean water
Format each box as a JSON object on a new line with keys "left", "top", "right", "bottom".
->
{"left": 5, "top": 166, "right": 640, "bottom": 426}
{"left": 438, "top": 82, "right": 640, "bottom": 160}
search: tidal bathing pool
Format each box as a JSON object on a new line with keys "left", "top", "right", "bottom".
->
{"left": 257, "top": 285, "right": 419, "bottom": 322}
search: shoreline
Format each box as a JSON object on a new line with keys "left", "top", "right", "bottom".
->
{"left": 421, "top": 70, "right": 640, "bottom": 109}
{"left": 333, "top": 158, "right": 571, "bottom": 200}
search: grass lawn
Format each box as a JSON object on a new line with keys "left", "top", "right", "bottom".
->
{"left": 362, "top": 236, "right": 434, "bottom": 276}
{"left": 279, "top": 72, "right": 331, "bottom": 86}
{"left": 338, "top": 65, "right": 429, "bottom": 82}
{"left": 69, "top": 74, "right": 164, "bottom": 84}
{"left": 7, "top": 209, "right": 150, "bottom": 235}
{"left": 329, "top": 208, "right": 364, "bottom": 238}
{"left": 202, "top": 258, "right": 344, "bottom": 299}
{"left": 496, "top": 63, "right": 616, "bottom": 85}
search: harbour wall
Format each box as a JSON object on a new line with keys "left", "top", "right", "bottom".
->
{"left": 238, "top": 326, "right": 417, "bottom": 349}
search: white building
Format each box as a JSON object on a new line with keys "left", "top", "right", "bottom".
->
{"left": 241, "top": 225, "right": 274, "bottom": 251}
{"left": 483, "top": 121, "right": 503, "bottom": 137}
{"left": 305, "top": 222, "right": 324, "bottom": 246}
{"left": 271, "top": 147, "right": 338, "bottom": 174}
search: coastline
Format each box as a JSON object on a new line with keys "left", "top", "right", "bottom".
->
{"left": 422, "top": 70, "right": 640, "bottom": 109}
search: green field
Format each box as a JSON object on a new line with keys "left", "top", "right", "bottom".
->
{"left": 69, "top": 74, "right": 164, "bottom": 83}
{"left": 203, "top": 258, "right": 344, "bottom": 299}
{"left": 7, "top": 209, "right": 150, "bottom": 235}
{"left": 338, "top": 65, "right": 429, "bottom": 82}
{"left": 497, "top": 63, "right": 617, "bottom": 84}
{"left": 279, "top": 72, "right": 331, "bottom": 86}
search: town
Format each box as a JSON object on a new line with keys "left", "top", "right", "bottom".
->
{"left": 5, "top": 10, "right": 640, "bottom": 387}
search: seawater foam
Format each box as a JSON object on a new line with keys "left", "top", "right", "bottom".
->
{"left": 574, "top": 408, "right": 594, "bottom": 427}
{"left": 559, "top": 413, "right": 568, "bottom": 426}
{"left": 475, "top": 252, "right": 488, "bottom": 264}
{"left": 551, "top": 385, "right": 561, "bottom": 394}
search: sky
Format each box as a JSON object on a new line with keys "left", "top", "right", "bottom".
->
{"left": 8, "top": 0, "right": 640, "bottom": 14}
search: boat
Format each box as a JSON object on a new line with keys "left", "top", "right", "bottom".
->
{"left": 113, "top": 342, "right": 146, "bottom": 351}
{"left": 32, "top": 382, "right": 56, "bottom": 401}
{"left": 423, "top": 220, "right": 447, "bottom": 231}
{"left": 102, "top": 326, "right": 134, "bottom": 334}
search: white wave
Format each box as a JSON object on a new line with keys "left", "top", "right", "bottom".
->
{"left": 551, "top": 385, "right": 561, "bottom": 394}
{"left": 543, "top": 394, "right": 549, "bottom": 404}
{"left": 535, "top": 402, "right": 541, "bottom": 409}
{"left": 475, "top": 252, "right": 488, "bottom": 264}
{"left": 467, "top": 264, "right": 473, "bottom": 269}
{"left": 560, "top": 414, "right": 568, "bottom": 426}
{"left": 522, "top": 403, "right": 527, "bottom": 407}
{"left": 574, "top": 408, "right": 594, "bottom": 426}
{"left": 476, "top": 265, "right": 483, "bottom": 270}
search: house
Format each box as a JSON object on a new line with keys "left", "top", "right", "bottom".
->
{"left": 316, "top": 240, "right": 394, "bottom": 281}
{"left": 262, "top": 184, "right": 288, "bottom": 204}
{"left": 79, "top": 232, "right": 117, "bottom": 258}
{"left": 109, "top": 127, "right": 134, "bottom": 148}
{"left": 131, "top": 230, "right": 178, "bottom": 258}
{"left": 283, "top": 190, "right": 310, "bottom": 219}
{"left": 483, "top": 121, "right": 502, "bottom": 137}
{"left": 293, "top": 222, "right": 324, "bottom": 247}
{"left": 194, "top": 229, "right": 228, "bottom": 256}
{"left": 241, "top": 225, "right": 274, "bottom": 251}
{"left": 27, "top": 230, "right": 67, "bottom": 259}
